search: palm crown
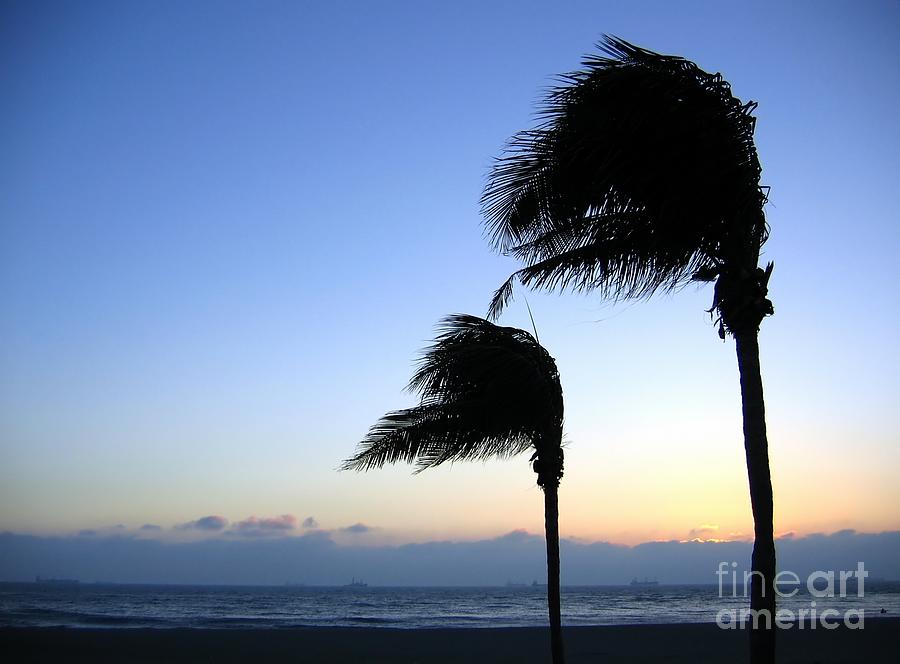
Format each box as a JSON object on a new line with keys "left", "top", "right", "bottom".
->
{"left": 483, "top": 36, "right": 770, "bottom": 328}
{"left": 341, "top": 314, "right": 563, "bottom": 475}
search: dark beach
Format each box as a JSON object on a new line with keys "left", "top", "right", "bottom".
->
{"left": 3, "top": 619, "right": 898, "bottom": 663}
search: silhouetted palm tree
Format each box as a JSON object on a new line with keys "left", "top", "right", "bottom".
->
{"left": 343, "top": 314, "right": 566, "bottom": 664}
{"left": 482, "top": 37, "right": 776, "bottom": 664}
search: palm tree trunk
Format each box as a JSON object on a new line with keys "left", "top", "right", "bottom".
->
{"left": 543, "top": 481, "right": 565, "bottom": 664}
{"left": 735, "top": 331, "right": 776, "bottom": 664}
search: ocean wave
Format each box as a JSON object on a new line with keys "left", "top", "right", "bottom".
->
{"left": 345, "top": 616, "right": 405, "bottom": 625}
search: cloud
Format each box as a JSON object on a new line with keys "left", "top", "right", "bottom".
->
{"left": 341, "top": 523, "right": 372, "bottom": 535}
{"left": 176, "top": 516, "right": 229, "bottom": 532}
{"left": 76, "top": 525, "right": 137, "bottom": 539}
{"left": 139, "top": 524, "right": 162, "bottom": 532}
{"left": 1, "top": 529, "right": 898, "bottom": 586}
{"left": 232, "top": 514, "right": 297, "bottom": 537}
{"left": 497, "top": 529, "right": 534, "bottom": 542}
{"left": 301, "top": 517, "right": 318, "bottom": 529}
{"left": 687, "top": 524, "right": 720, "bottom": 539}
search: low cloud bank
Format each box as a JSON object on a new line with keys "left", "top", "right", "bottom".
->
{"left": 1, "top": 529, "right": 897, "bottom": 586}
{"left": 176, "top": 516, "right": 229, "bottom": 532}
{"left": 340, "top": 523, "right": 372, "bottom": 535}
{"left": 231, "top": 515, "right": 297, "bottom": 537}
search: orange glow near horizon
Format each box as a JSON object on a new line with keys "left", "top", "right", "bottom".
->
{"left": 3, "top": 427, "right": 898, "bottom": 547}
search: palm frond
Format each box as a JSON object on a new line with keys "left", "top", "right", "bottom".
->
{"left": 487, "top": 276, "right": 516, "bottom": 322}
{"left": 341, "top": 402, "right": 534, "bottom": 473}
{"left": 343, "top": 315, "right": 563, "bottom": 473}
{"left": 482, "top": 35, "right": 768, "bottom": 318}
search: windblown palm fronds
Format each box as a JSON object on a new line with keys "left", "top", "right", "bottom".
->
{"left": 483, "top": 35, "right": 769, "bottom": 320}
{"left": 342, "top": 314, "right": 562, "bottom": 473}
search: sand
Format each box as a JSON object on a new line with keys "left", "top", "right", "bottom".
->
{"left": 2, "top": 619, "right": 897, "bottom": 662}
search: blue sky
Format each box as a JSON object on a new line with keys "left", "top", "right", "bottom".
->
{"left": 1, "top": 0, "right": 898, "bottom": 555}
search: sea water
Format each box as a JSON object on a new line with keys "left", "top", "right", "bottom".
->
{"left": 2, "top": 582, "right": 899, "bottom": 630}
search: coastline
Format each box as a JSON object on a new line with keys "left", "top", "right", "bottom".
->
{"left": 3, "top": 618, "right": 898, "bottom": 663}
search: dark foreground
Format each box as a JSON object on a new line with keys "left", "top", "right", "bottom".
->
{"left": 3, "top": 619, "right": 898, "bottom": 662}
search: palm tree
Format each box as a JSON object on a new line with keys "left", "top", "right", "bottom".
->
{"left": 482, "top": 37, "right": 776, "bottom": 663}
{"left": 343, "top": 314, "right": 567, "bottom": 664}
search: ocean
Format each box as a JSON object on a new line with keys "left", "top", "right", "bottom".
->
{"left": 3, "top": 581, "right": 899, "bottom": 630}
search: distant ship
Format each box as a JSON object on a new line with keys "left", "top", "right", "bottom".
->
{"left": 532, "top": 580, "right": 547, "bottom": 588}
{"left": 35, "top": 576, "right": 79, "bottom": 586}
{"left": 630, "top": 577, "right": 659, "bottom": 587}
{"left": 505, "top": 581, "right": 527, "bottom": 587}
{"left": 344, "top": 578, "right": 368, "bottom": 588}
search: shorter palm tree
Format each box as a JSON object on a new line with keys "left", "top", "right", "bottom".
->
{"left": 342, "top": 314, "right": 567, "bottom": 664}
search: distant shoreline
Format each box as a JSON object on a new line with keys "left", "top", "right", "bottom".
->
{"left": 3, "top": 619, "right": 898, "bottom": 663}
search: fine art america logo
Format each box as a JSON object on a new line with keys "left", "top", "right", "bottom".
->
{"left": 715, "top": 561, "right": 867, "bottom": 629}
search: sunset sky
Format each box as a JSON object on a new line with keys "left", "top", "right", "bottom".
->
{"left": 2, "top": 0, "right": 898, "bottom": 558}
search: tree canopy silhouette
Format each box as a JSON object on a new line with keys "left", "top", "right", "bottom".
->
{"left": 343, "top": 314, "right": 567, "bottom": 664}
{"left": 482, "top": 36, "right": 776, "bottom": 664}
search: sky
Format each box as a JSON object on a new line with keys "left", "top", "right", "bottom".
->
{"left": 1, "top": 0, "right": 899, "bottom": 582}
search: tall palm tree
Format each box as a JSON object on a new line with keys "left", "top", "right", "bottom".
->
{"left": 343, "top": 314, "right": 567, "bottom": 664}
{"left": 481, "top": 37, "right": 776, "bottom": 663}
